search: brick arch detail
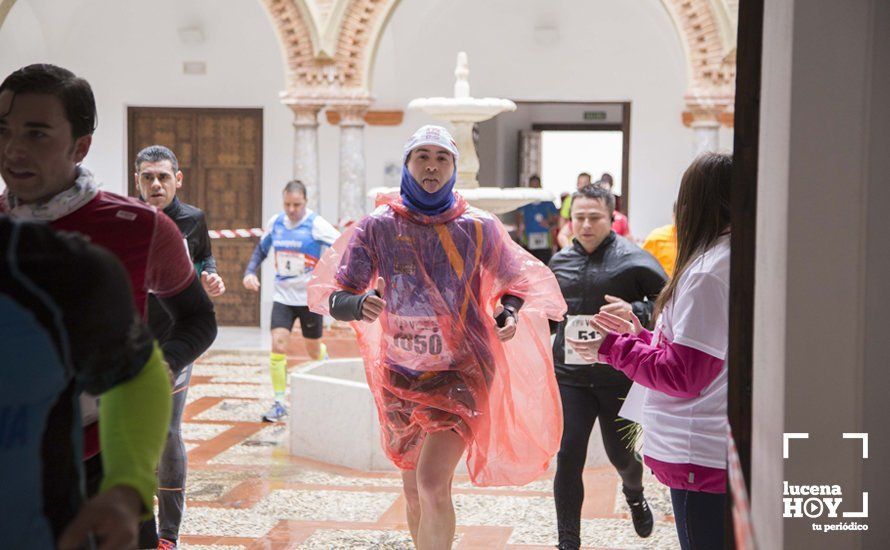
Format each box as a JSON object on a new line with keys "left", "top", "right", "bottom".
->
{"left": 260, "top": 0, "right": 336, "bottom": 93}
{"left": 263, "top": 0, "right": 735, "bottom": 117}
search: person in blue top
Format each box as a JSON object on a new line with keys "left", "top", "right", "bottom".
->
{"left": 243, "top": 180, "right": 340, "bottom": 422}
{"left": 516, "top": 174, "right": 560, "bottom": 264}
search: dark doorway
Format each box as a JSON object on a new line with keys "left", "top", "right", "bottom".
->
{"left": 128, "top": 107, "right": 263, "bottom": 326}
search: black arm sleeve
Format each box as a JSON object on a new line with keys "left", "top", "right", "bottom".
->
{"left": 194, "top": 212, "right": 218, "bottom": 274}
{"left": 155, "top": 276, "right": 218, "bottom": 373}
{"left": 329, "top": 289, "right": 377, "bottom": 321}
{"left": 495, "top": 293, "right": 525, "bottom": 327}
{"left": 631, "top": 263, "right": 669, "bottom": 329}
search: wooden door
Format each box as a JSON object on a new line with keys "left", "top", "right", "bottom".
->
{"left": 128, "top": 107, "right": 263, "bottom": 326}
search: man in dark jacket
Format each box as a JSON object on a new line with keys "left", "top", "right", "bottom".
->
{"left": 548, "top": 184, "right": 668, "bottom": 549}
{"left": 134, "top": 144, "right": 225, "bottom": 549}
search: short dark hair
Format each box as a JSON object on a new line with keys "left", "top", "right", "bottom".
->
{"left": 0, "top": 64, "right": 97, "bottom": 139}
{"left": 529, "top": 174, "right": 541, "bottom": 185}
{"left": 135, "top": 145, "right": 179, "bottom": 172}
{"left": 283, "top": 179, "right": 307, "bottom": 197}
{"left": 599, "top": 172, "right": 614, "bottom": 184}
{"left": 571, "top": 184, "right": 615, "bottom": 214}
{"left": 577, "top": 172, "right": 592, "bottom": 181}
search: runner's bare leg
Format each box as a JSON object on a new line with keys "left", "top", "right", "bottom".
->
{"left": 415, "top": 430, "right": 466, "bottom": 549}
{"left": 401, "top": 469, "right": 421, "bottom": 545}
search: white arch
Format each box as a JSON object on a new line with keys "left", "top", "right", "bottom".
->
{"left": 357, "top": 0, "right": 734, "bottom": 93}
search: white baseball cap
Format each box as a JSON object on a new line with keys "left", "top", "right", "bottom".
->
{"left": 402, "top": 125, "right": 459, "bottom": 164}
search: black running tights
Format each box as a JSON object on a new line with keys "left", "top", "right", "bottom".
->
{"left": 554, "top": 382, "right": 644, "bottom": 549}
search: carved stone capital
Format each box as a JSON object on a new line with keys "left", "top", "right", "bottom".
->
{"left": 326, "top": 96, "right": 373, "bottom": 127}
{"left": 682, "top": 91, "right": 735, "bottom": 128}
{"left": 281, "top": 95, "right": 326, "bottom": 127}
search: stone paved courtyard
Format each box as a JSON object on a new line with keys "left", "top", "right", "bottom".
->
{"left": 173, "top": 327, "right": 681, "bottom": 549}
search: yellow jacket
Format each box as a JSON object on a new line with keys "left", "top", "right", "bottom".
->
{"left": 642, "top": 224, "right": 677, "bottom": 277}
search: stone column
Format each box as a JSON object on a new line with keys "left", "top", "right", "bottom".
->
{"left": 451, "top": 121, "right": 480, "bottom": 188}
{"left": 683, "top": 92, "right": 732, "bottom": 156}
{"left": 284, "top": 100, "right": 325, "bottom": 211}
{"left": 692, "top": 118, "right": 721, "bottom": 155}
{"left": 333, "top": 101, "right": 370, "bottom": 223}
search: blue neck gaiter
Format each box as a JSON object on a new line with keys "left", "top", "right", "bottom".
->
{"left": 400, "top": 164, "right": 456, "bottom": 216}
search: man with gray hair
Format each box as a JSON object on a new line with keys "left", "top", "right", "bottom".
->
{"left": 242, "top": 179, "right": 340, "bottom": 423}
{"left": 135, "top": 144, "right": 225, "bottom": 550}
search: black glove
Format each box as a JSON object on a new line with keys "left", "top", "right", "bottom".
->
{"left": 330, "top": 289, "right": 379, "bottom": 321}
{"left": 494, "top": 294, "right": 524, "bottom": 328}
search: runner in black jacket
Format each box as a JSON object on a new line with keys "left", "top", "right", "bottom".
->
{"left": 548, "top": 184, "right": 667, "bottom": 549}
{"left": 135, "top": 145, "right": 225, "bottom": 549}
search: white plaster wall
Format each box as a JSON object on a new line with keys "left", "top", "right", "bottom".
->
{"left": 0, "top": 0, "right": 292, "bottom": 203}
{"left": 364, "top": 0, "right": 703, "bottom": 238}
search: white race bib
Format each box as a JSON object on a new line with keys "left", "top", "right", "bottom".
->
{"left": 528, "top": 231, "right": 549, "bottom": 250}
{"left": 564, "top": 314, "right": 600, "bottom": 365}
{"left": 275, "top": 250, "right": 306, "bottom": 277}
{"left": 385, "top": 314, "right": 453, "bottom": 371}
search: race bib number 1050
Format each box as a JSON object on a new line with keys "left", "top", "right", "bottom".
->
{"left": 386, "top": 315, "right": 453, "bottom": 371}
{"left": 564, "top": 314, "right": 600, "bottom": 365}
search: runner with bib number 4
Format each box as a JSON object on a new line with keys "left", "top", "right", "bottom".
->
{"left": 243, "top": 180, "right": 340, "bottom": 422}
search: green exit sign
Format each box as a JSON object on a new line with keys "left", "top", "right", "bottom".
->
{"left": 583, "top": 111, "right": 607, "bottom": 121}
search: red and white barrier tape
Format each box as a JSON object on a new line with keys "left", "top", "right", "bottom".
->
{"left": 208, "top": 228, "right": 264, "bottom": 239}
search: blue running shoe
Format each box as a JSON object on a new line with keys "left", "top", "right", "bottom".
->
{"left": 261, "top": 401, "right": 288, "bottom": 422}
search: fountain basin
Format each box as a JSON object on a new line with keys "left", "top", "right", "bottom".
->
{"left": 407, "top": 97, "right": 516, "bottom": 123}
{"left": 289, "top": 358, "right": 611, "bottom": 472}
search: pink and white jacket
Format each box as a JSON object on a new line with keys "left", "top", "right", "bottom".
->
{"left": 599, "top": 235, "right": 730, "bottom": 494}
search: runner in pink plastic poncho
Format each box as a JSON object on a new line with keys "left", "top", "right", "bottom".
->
{"left": 308, "top": 125, "right": 566, "bottom": 548}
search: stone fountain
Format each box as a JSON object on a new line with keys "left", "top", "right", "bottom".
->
{"left": 368, "top": 52, "right": 554, "bottom": 214}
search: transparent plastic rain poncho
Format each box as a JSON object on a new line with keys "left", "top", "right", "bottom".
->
{"left": 308, "top": 193, "right": 567, "bottom": 486}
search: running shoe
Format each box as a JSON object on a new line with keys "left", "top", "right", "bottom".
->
{"left": 157, "top": 538, "right": 178, "bottom": 550}
{"left": 262, "top": 401, "right": 288, "bottom": 422}
{"left": 627, "top": 495, "right": 654, "bottom": 537}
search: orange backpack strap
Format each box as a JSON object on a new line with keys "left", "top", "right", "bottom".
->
{"left": 434, "top": 219, "right": 484, "bottom": 321}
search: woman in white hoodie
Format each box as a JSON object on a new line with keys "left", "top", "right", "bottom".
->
{"left": 569, "top": 152, "right": 732, "bottom": 550}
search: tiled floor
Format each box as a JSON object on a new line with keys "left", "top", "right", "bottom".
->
{"left": 174, "top": 325, "right": 680, "bottom": 549}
